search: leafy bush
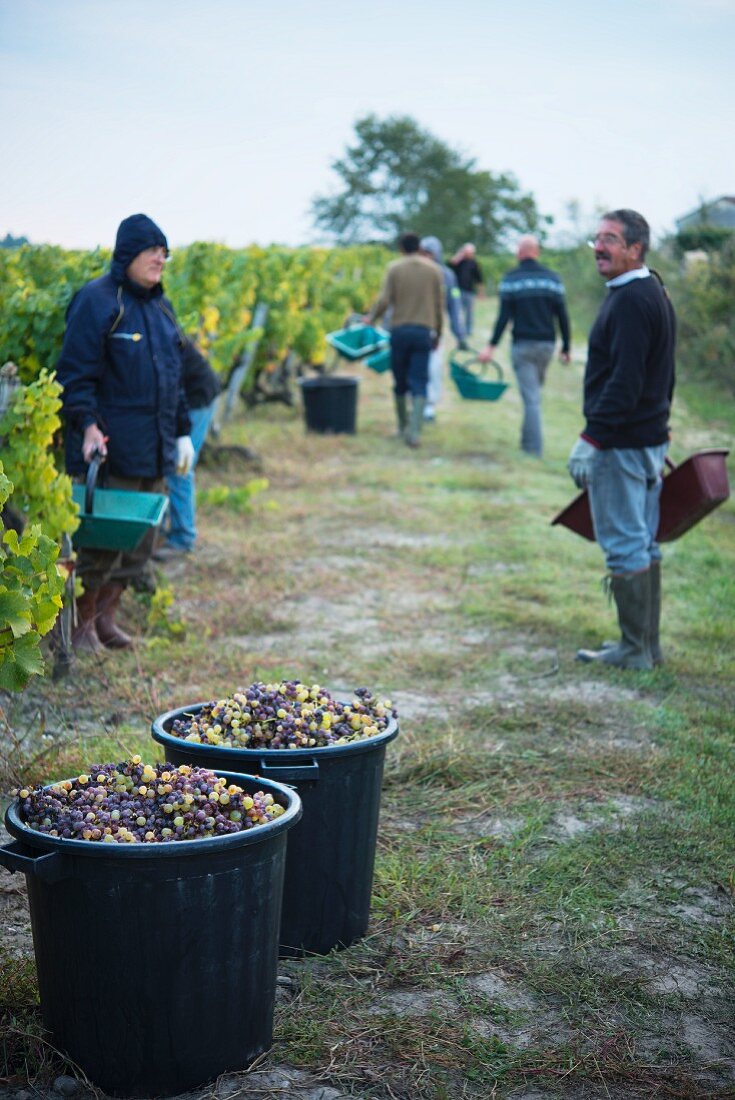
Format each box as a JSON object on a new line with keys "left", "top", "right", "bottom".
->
{"left": 673, "top": 238, "right": 735, "bottom": 393}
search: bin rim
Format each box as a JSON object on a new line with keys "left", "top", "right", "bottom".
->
{"left": 297, "top": 374, "right": 360, "bottom": 388}
{"left": 152, "top": 704, "right": 399, "bottom": 763}
{"left": 4, "top": 769, "right": 302, "bottom": 860}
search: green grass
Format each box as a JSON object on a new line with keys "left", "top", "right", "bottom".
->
{"left": 1, "top": 293, "right": 734, "bottom": 1097}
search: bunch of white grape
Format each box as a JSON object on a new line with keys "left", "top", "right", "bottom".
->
{"left": 170, "top": 681, "right": 397, "bottom": 749}
{"left": 13, "top": 757, "right": 285, "bottom": 843}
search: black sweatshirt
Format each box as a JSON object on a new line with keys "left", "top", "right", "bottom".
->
{"left": 490, "top": 259, "right": 570, "bottom": 351}
{"left": 583, "top": 274, "right": 676, "bottom": 449}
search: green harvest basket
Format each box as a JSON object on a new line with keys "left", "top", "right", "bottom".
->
{"left": 72, "top": 456, "right": 169, "bottom": 552}
{"left": 450, "top": 353, "right": 508, "bottom": 402}
{"left": 327, "top": 324, "right": 389, "bottom": 361}
{"left": 365, "top": 345, "right": 392, "bottom": 373}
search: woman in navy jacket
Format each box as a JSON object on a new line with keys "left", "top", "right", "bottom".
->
{"left": 57, "top": 213, "right": 192, "bottom": 652}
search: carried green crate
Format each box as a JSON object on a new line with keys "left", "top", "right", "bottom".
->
{"left": 72, "top": 455, "right": 169, "bottom": 552}
{"left": 326, "top": 323, "right": 389, "bottom": 361}
{"left": 365, "top": 345, "right": 391, "bottom": 373}
{"left": 450, "top": 352, "right": 508, "bottom": 402}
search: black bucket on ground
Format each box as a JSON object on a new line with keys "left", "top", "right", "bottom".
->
{"left": 300, "top": 375, "right": 359, "bottom": 433}
{"left": 151, "top": 709, "right": 399, "bottom": 957}
{"left": 0, "top": 771, "right": 302, "bottom": 1098}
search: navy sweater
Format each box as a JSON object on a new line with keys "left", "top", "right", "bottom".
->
{"left": 583, "top": 274, "right": 676, "bottom": 449}
{"left": 490, "top": 259, "right": 570, "bottom": 351}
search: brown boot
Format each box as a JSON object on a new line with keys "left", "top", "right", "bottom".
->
{"left": 95, "top": 583, "right": 133, "bottom": 649}
{"left": 72, "top": 589, "right": 105, "bottom": 654}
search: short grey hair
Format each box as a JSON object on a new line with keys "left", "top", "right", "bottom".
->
{"left": 602, "top": 209, "right": 650, "bottom": 259}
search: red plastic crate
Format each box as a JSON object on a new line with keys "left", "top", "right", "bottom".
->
{"left": 551, "top": 449, "right": 731, "bottom": 543}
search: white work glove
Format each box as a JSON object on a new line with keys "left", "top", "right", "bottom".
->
{"left": 176, "top": 435, "right": 195, "bottom": 476}
{"left": 567, "top": 437, "right": 597, "bottom": 489}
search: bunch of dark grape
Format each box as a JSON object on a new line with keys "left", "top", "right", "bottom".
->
{"left": 12, "top": 757, "right": 285, "bottom": 843}
{"left": 170, "top": 681, "right": 397, "bottom": 749}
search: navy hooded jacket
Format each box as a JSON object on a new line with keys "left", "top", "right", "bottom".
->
{"left": 57, "top": 214, "right": 191, "bottom": 479}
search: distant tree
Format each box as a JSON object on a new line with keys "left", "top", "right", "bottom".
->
{"left": 312, "top": 114, "right": 548, "bottom": 252}
{"left": 1, "top": 233, "right": 30, "bottom": 249}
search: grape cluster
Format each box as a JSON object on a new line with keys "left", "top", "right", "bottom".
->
{"left": 169, "top": 681, "right": 397, "bottom": 750}
{"left": 13, "top": 757, "right": 285, "bottom": 844}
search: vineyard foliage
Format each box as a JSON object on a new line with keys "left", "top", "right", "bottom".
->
{"left": 0, "top": 463, "right": 67, "bottom": 691}
{"left": 0, "top": 371, "right": 78, "bottom": 690}
{"left": 0, "top": 241, "right": 391, "bottom": 385}
{"left": 0, "top": 240, "right": 389, "bottom": 690}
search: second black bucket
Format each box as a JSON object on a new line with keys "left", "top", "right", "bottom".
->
{"left": 152, "top": 709, "right": 399, "bottom": 957}
{"left": 300, "top": 375, "right": 358, "bottom": 434}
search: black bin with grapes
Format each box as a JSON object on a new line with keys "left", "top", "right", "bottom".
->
{"left": 152, "top": 703, "right": 399, "bottom": 957}
{"left": 0, "top": 770, "right": 302, "bottom": 1099}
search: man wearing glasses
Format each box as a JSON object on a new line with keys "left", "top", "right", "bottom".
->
{"left": 567, "top": 209, "right": 676, "bottom": 670}
{"left": 58, "top": 213, "right": 193, "bottom": 653}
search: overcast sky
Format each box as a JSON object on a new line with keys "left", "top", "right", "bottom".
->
{"left": 1, "top": 0, "right": 734, "bottom": 250}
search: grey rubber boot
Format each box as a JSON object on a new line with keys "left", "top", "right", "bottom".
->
{"left": 577, "top": 570, "right": 653, "bottom": 670}
{"left": 394, "top": 394, "right": 408, "bottom": 437}
{"left": 649, "top": 560, "right": 663, "bottom": 665}
{"left": 599, "top": 561, "right": 664, "bottom": 665}
{"left": 405, "top": 396, "right": 426, "bottom": 448}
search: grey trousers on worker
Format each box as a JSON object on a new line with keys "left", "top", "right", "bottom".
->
{"left": 511, "top": 340, "right": 555, "bottom": 457}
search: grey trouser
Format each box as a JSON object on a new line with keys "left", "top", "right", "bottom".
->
{"left": 459, "top": 290, "right": 475, "bottom": 335}
{"left": 511, "top": 340, "right": 555, "bottom": 456}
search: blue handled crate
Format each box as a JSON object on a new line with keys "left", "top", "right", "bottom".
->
{"left": 450, "top": 354, "right": 508, "bottom": 402}
{"left": 365, "top": 345, "right": 392, "bottom": 373}
{"left": 327, "top": 324, "right": 389, "bottom": 361}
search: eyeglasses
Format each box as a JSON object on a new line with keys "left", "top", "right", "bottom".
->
{"left": 587, "top": 233, "right": 627, "bottom": 249}
{"left": 142, "top": 246, "right": 169, "bottom": 260}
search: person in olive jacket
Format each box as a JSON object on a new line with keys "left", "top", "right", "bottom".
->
{"left": 57, "top": 213, "right": 193, "bottom": 653}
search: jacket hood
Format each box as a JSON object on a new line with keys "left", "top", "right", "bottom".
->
{"left": 111, "top": 214, "right": 168, "bottom": 283}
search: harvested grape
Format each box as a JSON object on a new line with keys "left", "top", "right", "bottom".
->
{"left": 169, "top": 681, "right": 397, "bottom": 749}
{"left": 12, "top": 760, "right": 284, "bottom": 844}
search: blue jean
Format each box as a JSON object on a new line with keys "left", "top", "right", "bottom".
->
{"left": 511, "top": 340, "right": 555, "bottom": 456}
{"left": 459, "top": 290, "right": 475, "bottom": 335}
{"left": 588, "top": 444, "right": 668, "bottom": 574}
{"left": 165, "top": 400, "right": 217, "bottom": 549}
{"left": 390, "top": 324, "right": 432, "bottom": 397}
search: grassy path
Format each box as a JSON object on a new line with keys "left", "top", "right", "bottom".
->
{"left": 2, "top": 298, "right": 734, "bottom": 1098}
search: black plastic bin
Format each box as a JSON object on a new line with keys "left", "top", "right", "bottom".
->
{"left": 300, "top": 375, "right": 359, "bottom": 434}
{"left": 151, "top": 709, "right": 399, "bottom": 957}
{"left": 0, "top": 771, "right": 302, "bottom": 1098}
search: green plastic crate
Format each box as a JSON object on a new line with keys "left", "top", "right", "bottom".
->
{"left": 326, "top": 324, "right": 389, "bottom": 361}
{"left": 365, "top": 346, "right": 391, "bottom": 373}
{"left": 450, "top": 356, "right": 508, "bottom": 402}
{"left": 72, "top": 485, "right": 169, "bottom": 551}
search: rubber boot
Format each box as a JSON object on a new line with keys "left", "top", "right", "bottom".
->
{"left": 95, "top": 583, "right": 133, "bottom": 649}
{"left": 599, "top": 561, "right": 664, "bottom": 664}
{"left": 577, "top": 570, "right": 653, "bottom": 670}
{"left": 72, "top": 588, "right": 104, "bottom": 654}
{"left": 649, "top": 560, "right": 663, "bottom": 665}
{"left": 405, "top": 396, "right": 426, "bottom": 448}
{"left": 393, "top": 394, "right": 408, "bottom": 438}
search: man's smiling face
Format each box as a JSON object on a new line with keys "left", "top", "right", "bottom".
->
{"left": 592, "top": 218, "right": 643, "bottom": 280}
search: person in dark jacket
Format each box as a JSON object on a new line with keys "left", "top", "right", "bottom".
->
{"left": 479, "top": 236, "right": 570, "bottom": 457}
{"left": 448, "top": 243, "right": 484, "bottom": 335}
{"left": 57, "top": 213, "right": 192, "bottom": 653}
{"left": 154, "top": 336, "right": 221, "bottom": 559}
{"left": 567, "top": 209, "right": 676, "bottom": 670}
